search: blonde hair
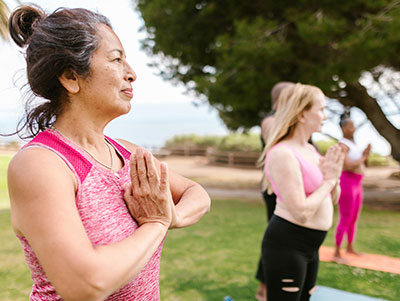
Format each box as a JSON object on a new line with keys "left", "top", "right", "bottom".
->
{"left": 258, "top": 83, "right": 323, "bottom": 191}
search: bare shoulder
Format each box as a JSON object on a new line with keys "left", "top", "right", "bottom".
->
{"left": 9, "top": 146, "right": 71, "bottom": 176}
{"left": 268, "top": 144, "right": 296, "bottom": 163}
{"left": 8, "top": 147, "right": 76, "bottom": 198}
{"left": 261, "top": 115, "right": 274, "bottom": 129}
{"left": 115, "top": 138, "right": 139, "bottom": 153}
{"left": 8, "top": 147, "right": 76, "bottom": 235}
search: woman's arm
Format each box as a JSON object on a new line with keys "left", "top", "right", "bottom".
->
{"left": 8, "top": 147, "right": 171, "bottom": 301}
{"left": 331, "top": 182, "right": 341, "bottom": 205}
{"left": 340, "top": 143, "right": 369, "bottom": 171}
{"left": 118, "top": 139, "right": 211, "bottom": 229}
{"left": 268, "top": 145, "right": 343, "bottom": 224}
{"left": 268, "top": 147, "right": 335, "bottom": 224}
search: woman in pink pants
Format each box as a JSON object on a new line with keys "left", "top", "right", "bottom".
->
{"left": 334, "top": 112, "right": 370, "bottom": 261}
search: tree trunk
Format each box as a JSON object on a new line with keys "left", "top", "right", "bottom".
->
{"left": 342, "top": 83, "right": 400, "bottom": 161}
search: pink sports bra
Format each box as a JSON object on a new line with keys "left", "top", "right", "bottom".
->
{"left": 265, "top": 143, "right": 324, "bottom": 201}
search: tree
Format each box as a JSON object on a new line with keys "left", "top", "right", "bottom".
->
{"left": 0, "top": 0, "right": 10, "bottom": 40}
{"left": 135, "top": 0, "right": 400, "bottom": 160}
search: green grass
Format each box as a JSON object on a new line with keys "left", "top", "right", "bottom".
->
{"left": 1, "top": 155, "right": 399, "bottom": 300}
{"left": 159, "top": 200, "right": 400, "bottom": 301}
{"left": 0, "top": 155, "right": 12, "bottom": 208}
{"left": 0, "top": 209, "right": 32, "bottom": 300}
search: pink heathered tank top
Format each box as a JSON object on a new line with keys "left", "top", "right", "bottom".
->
{"left": 265, "top": 143, "right": 324, "bottom": 201}
{"left": 16, "top": 129, "right": 164, "bottom": 300}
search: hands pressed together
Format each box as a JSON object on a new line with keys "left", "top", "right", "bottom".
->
{"left": 124, "top": 148, "right": 177, "bottom": 229}
{"left": 319, "top": 144, "right": 345, "bottom": 185}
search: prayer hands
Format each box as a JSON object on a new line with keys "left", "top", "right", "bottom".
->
{"left": 319, "top": 144, "right": 345, "bottom": 183}
{"left": 124, "top": 148, "right": 175, "bottom": 228}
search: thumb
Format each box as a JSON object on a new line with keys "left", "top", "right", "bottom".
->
{"left": 124, "top": 183, "right": 133, "bottom": 198}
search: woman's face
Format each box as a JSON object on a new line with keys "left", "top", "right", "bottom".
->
{"left": 302, "top": 92, "right": 327, "bottom": 133}
{"left": 342, "top": 120, "right": 356, "bottom": 137}
{"left": 77, "top": 24, "right": 136, "bottom": 119}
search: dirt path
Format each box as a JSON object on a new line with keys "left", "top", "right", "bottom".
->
{"left": 162, "top": 156, "right": 400, "bottom": 209}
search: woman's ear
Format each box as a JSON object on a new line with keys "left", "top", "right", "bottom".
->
{"left": 298, "top": 111, "right": 306, "bottom": 123}
{"left": 58, "top": 69, "right": 80, "bottom": 94}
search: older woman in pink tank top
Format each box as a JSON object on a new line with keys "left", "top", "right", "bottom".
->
{"left": 6, "top": 5, "right": 210, "bottom": 300}
{"left": 259, "top": 83, "right": 344, "bottom": 301}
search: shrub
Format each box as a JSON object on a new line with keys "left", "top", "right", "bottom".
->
{"left": 165, "top": 133, "right": 262, "bottom": 152}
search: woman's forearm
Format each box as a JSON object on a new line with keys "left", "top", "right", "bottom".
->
{"left": 295, "top": 179, "right": 336, "bottom": 223}
{"left": 331, "top": 182, "right": 341, "bottom": 205}
{"left": 172, "top": 183, "right": 211, "bottom": 229}
{"left": 63, "top": 223, "right": 168, "bottom": 301}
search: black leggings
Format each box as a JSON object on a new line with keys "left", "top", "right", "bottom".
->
{"left": 255, "top": 191, "right": 276, "bottom": 282}
{"left": 261, "top": 215, "right": 327, "bottom": 301}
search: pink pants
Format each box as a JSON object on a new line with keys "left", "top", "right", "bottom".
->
{"left": 335, "top": 171, "right": 364, "bottom": 247}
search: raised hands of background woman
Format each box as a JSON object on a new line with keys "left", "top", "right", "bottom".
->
{"left": 124, "top": 148, "right": 177, "bottom": 228}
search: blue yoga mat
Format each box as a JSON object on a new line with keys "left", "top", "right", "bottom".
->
{"left": 311, "top": 286, "right": 388, "bottom": 301}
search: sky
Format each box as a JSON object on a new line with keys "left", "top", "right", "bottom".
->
{"left": 0, "top": 0, "right": 394, "bottom": 155}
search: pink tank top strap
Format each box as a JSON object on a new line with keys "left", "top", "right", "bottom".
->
{"left": 23, "top": 130, "right": 92, "bottom": 183}
{"left": 105, "top": 136, "right": 131, "bottom": 160}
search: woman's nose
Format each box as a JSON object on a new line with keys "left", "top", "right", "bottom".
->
{"left": 125, "top": 62, "right": 136, "bottom": 83}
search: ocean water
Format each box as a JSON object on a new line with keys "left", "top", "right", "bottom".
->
{"left": 0, "top": 100, "right": 394, "bottom": 156}
{"left": 0, "top": 101, "right": 230, "bottom": 148}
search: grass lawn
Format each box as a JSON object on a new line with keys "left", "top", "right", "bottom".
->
{"left": 0, "top": 153, "right": 399, "bottom": 300}
{"left": 0, "top": 155, "right": 11, "bottom": 209}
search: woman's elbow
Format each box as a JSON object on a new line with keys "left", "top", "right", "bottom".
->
{"left": 293, "top": 206, "right": 309, "bottom": 224}
{"left": 194, "top": 183, "right": 211, "bottom": 213}
{"left": 57, "top": 282, "right": 105, "bottom": 301}
{"left": 203, "top": 195, "right": 211, "bottom": 214}
{"left": 54, "top": 265, "right": 112, "bottom": 301}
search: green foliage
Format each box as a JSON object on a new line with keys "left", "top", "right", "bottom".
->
{"left": 313, "top": 139, "right": 392, "bottom": 166}
{"left": 368, "top": 152, "right": 390, "bottom": 166}
{"left": 165, "top": 134, "right": 222, "bottom": 148}
{"left": 136, "top": 0, "right": 400, "bottom": 162}
{"left": 165, "top": 133, "right": 262, "bottom": 152}
{"left": 136, "top": 0, "right": 400, "bottom": 129}
{"left": 313, "top": 138, "right": 337, "bottom": 155}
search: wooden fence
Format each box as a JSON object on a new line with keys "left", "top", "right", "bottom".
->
{"left": 163, "top": 145, "right": 261, "bottom": 169}
{"left": 206, "top": 149, "right": 261, "bottom": 169}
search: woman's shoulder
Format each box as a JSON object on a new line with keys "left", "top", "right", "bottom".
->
{"left": 8, "top": 146, "right": 76, "bottom": 189}
{"left": 267, "top": 143, "right": 297, "bottom": 163}
{"left": 114, "top": 138, "right": 139, "bottom": 153}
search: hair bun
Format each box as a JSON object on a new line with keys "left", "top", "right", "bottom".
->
{"left": 9, "top": 5, "right": 45, "bottom": 47}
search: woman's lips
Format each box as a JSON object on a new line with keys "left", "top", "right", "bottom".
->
{"left": 122, "top": 88, "right": 133, "bottom": 98}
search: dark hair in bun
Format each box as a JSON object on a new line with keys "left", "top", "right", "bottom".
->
{"left": 339, "top": 107, "right": 351, "bottom": 127}
{"left": 9, "top": 5, "right": 45, "bottom": 47}
{"left": 6, "top": 5, "right": 112, "bottom": 139}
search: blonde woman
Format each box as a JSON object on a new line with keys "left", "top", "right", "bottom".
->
{"left": 260, "top": 83, "right": 344, "bottom": 300}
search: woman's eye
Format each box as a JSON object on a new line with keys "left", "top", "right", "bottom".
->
{"left": 114, "top": 57, "right": 121, "bottom": 62}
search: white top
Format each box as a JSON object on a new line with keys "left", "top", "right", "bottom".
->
{"left": 340, "top": 138, "right": 363, "bottom": 162}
